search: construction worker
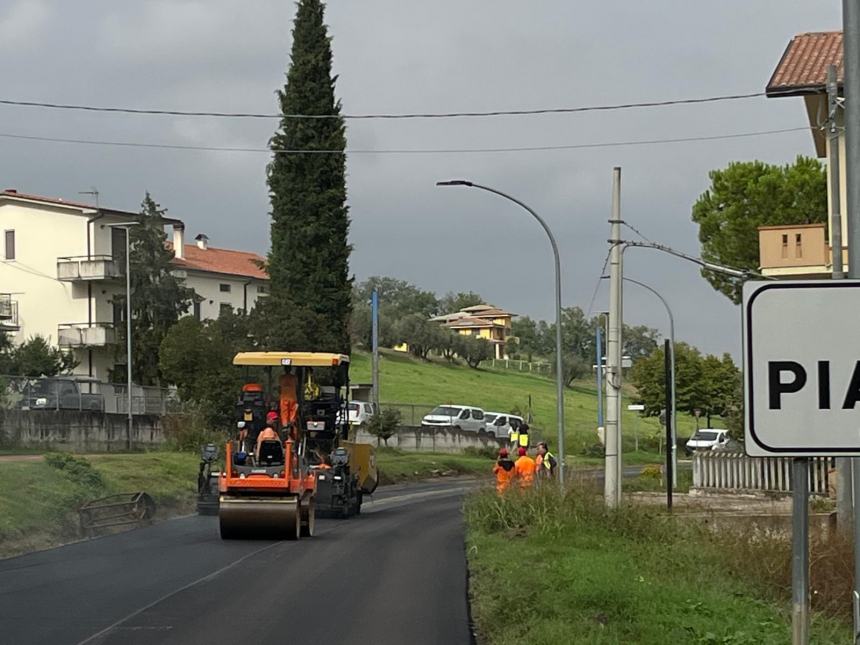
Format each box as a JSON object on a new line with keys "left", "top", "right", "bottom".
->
{"left": 509, "top": 423, "right": 520, "bottom": 452}
{"left": 518, "top": 423, "right": 530, "bottom": 451}
{"left": 492, "top": 448, "right": 516, "bottom": 494}
{"left": 535, "top": 442, "right": 558, "bottom": 480}
{"left": 279, "top": 370, "right": 299, "bottom": 427}
{"left": 514, "top": 446, "right": 536, "bottom": 489}
{"left": 255, "top": 424, "right": 280, "bottom": 461}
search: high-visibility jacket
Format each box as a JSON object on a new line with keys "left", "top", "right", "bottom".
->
{"left": 509, "top": 429, "right": 520, "bottom": 445}
{"left": 518, "top": 431, "right": 529, "bottom": 448}
{"left": 535, "top": 451, "right": 557, "bottom": 477}
{"left": 493, "top": 458, "right": 516, "bottom": 494}
{"left": 514, "top": 455, "right": 536, "bottom": 488}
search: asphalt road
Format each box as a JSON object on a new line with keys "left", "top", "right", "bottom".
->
{"left": 0, "top": 479, "right": 476, "bottom": 645}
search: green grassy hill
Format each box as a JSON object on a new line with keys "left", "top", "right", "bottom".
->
{"left": 350, "top": 350, "right": 710, "bottom": 457}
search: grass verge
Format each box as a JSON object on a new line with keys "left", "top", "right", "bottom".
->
{"left": 375, "top": 447, "right": 492, "bottom": 484}
{"left": 465, "top": 485, "right": 850, "bottom": 644}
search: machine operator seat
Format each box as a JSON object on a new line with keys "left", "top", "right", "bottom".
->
{"left": 257, "top": 440, "right": 285, "bottom": 467}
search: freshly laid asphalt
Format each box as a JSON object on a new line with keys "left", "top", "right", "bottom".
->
{"left": 0, "top": 479, "right": 476, "bottom": 645}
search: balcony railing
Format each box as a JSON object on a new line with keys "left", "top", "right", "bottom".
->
{"left": 57, "top": 255, "right": 122, "bottom": 281}
{"left": 57, "top": 323, "right": 117, "bottom": 347}
{"left": 0, "top": 295, "right": 19, "bottom": 330}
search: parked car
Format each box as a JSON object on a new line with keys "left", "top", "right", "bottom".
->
{"left": 421, "top": 405, "right": 485, "bottom": 432}
{"left": 685, "top": 428, "right": 729, "bottom": 455}
{"left": 484, "top": 412, "right": 524, "bottom": 438}
{"left": 18, "top": 377, "right": 105, "bottom": 411}
{"left": 346, "top": 400, "right": 378, "bottom": 426}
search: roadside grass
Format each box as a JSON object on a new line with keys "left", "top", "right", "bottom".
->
{"left": 465, "top": 485, "right": 850, "bottom": 644}
{"left": 375, "top": 447, "right": 492, "bottom": 484}
{"left": 350, "top": 349, "right": 717, "bottom": 458}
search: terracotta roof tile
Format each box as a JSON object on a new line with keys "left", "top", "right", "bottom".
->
{"left": 767, "top": 31, "right": 843, "bottom": 96}
{"left": 171, "top": 244, "right": 268, "bottom": 280}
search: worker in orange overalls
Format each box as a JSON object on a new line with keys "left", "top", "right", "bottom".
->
{"left": 279, "top": 370, "right": 299, "bottom": 428}
{"left": 514, "top": 446, "right": 536, "bottom": 489}
{"left": 492, "top": 447, "right": 516, "bottom": 494}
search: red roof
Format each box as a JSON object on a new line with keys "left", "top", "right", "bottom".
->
{"left": 172, "top": 244, "right": 267, "bottom": 280}
{"left": 766, "top": 31, "right": 843, "bottom": 97}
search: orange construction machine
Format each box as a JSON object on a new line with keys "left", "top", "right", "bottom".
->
{"left": 218, "top": 351, "right": 376, "bottom": 539}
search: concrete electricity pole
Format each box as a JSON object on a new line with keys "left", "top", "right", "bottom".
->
{"left": 605, "top": 167, "right": 623, "bottom": 508}
{"left": 371, "top": 288, "right": 380, "bottom": 411}
{"left": 841, "top": 1, "right": 860, "bottom": 639}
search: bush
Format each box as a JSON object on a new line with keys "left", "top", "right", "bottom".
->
{"left": 366, "top": 408, "right": 401, "bottom": 446}
{"left": 162, "top": 407, "right": 225, "bottom": 452}
{"left": 44, "top": 453, "right": 105, "bottom": 490}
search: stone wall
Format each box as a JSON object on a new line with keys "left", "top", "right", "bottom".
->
{"left": 355, "top": 425, "right": 506, "bottom": 453}
{"left": 0, "top": 409, "right": 164, "bottom": 452}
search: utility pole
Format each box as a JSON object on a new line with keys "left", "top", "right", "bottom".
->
{"left": 371, "top": 288, "right": 380, "bottom": 410}
{"left": 842, "top": 1, "right": 860, "bottom": 639}
{"left": 605, "top": 167, "right": 623, "bottom": 508}
{"left": 828, "top": 62, "right": 853, "bottom": 538}
{"left": 595, "top": 321, "right": 604, "bottom": 436}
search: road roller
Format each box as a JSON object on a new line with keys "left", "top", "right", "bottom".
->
{"left": 219, "top": 351, "right": 375, "bottom": 538}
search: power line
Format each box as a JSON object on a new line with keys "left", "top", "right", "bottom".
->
{"left": 0, "top": 126, "right": 810, "bottom": 156}
{"left": 586, "top": 247, "right": 613, "bottom": 317}
{"left": 0, "top": 92, "right": 764, "bottom": 120}
{"left": 621, "top": 221, "right": 654, "bottom": 244}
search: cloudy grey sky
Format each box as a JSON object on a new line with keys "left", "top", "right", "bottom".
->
{"left": 0, "top": 1, "right": 842, "bottom": 357}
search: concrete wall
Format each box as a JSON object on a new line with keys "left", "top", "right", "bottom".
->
{"left": 355, "top": 425, "right": 505, "bottom": 453}
{"left": 0, "top": 409, "right": 164, "bottom": 452}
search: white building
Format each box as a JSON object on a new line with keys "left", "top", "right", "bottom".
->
{"left": 0, "top": 189, "right": 268, "bottom": 381}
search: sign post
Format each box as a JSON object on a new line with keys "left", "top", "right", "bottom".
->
{"left": 744, "top": 280, "right": 860, "bottom": 644}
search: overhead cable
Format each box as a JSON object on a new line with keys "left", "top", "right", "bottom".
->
{"left": 0, "top": 92, "right": 764, "bottom": 120}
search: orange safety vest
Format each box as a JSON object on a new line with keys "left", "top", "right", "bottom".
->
{"left": 493, "top": 459, "right": 516, "bottom": 494}
{"left": 514, "top": 456, "right": 536, "bottom": 488}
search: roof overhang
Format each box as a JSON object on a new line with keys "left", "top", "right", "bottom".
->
{"left": 233, "top": 352, "right": 349, "bottom": 367}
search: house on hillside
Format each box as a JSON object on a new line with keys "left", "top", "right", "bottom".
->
{"left": 760, "top": 31, "right": 846, "bottom": 277}
{"left": 430, "top": 304, "right": 515, "bottom": 360}
{"left": 0, "top": 189, "right": 268, "bottom": 381}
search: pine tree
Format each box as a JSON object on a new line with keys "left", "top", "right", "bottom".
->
{"left": 264, "top": 0, "right": 352, "bottom": 353}
{"left": 115, "top": 193, "right": 192, "bottom": 385}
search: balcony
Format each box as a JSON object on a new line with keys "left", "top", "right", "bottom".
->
{"left": 57, "top": 255, "right": 122, "bottom": 282}
{"left": 0, "top": 294, "right": 19, "bottom": 331}
{"left": 58, "top": 323, "right": 117, "bottom": 348}
{"left": 758, "top": 223, "right": 842, "bottom": 278}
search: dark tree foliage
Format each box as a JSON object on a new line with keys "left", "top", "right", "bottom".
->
{"left": 692, "top": 156, "right": 826, "bottom": 303}
{"left": 115, "top": 194, "right": 192, "bottom": 386}
{"left": 438, "top": 291, "right": 484, "bottom": 314}
{"left": 1, "top": 335, "right": 77, "bottom": 377}
{"left": 265, "top": 0, "right": 351, "bottom": 353}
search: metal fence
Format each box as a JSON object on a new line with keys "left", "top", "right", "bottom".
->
{"left": 692, "top": 451, "right": 831, "bottom": 496}
{"left": 379, "top": 402, "right": 439, "bottom": 427}
{"left": 0, "top": 375, "right": 183, "bottom": 416}
{"left": 488, "top": 358, "right": 552, "bottom": 375}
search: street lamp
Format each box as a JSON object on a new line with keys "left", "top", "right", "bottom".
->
{"left": 107, "top": 222, "right": 137, "bottom": 450}
{"left": 602, "top": 274, "right": 676, "bottom": 487}
{"left": 436, "top": 180, "right": 566, "bottom": 488}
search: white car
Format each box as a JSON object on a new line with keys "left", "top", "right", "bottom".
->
{"left": 685, "top": 428, "right": 729, "bottom": 454}
{"left": 346, "top": 400, "right": 378, "bottom": 426}
{"left": 421, "top": 405, "right": 485, "bottom": 432}
{"left": 484, "top": 412, "right": 524, "bottom": 438}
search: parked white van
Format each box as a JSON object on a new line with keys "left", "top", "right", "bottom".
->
{"left": 421, "top": 405, "right": 486, "bottom": 432}
{"left": 483, "top": 412, "right": 524, "bottom": 438}
{"left": 346, "top": 400, "right": 378, "bottom": 426}
{"left": 685, "top": 428, "right": 729, "bottom": 454}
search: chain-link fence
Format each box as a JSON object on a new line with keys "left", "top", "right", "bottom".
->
{"left": 487, "top": 358, "right": 552, "bottom": 375}
{"left": 0, "top": 375, "right": 183, "bottom": 416}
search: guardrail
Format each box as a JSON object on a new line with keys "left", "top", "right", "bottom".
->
{"left": 692, "top": 450, "right": 831, "bottom": 496}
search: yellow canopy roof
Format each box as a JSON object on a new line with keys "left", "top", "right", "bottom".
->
{"left": 232, "top": 352, "right": 350, "bottom": 367}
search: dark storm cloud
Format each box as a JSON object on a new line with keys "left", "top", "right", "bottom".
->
{"left": 0, "top": 0, "right": 842, "bottom": 356}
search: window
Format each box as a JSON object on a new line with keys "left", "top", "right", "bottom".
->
{"left": 257, "top": 285, "right": 267, "bottom": 294}
{"left": 781, "top": 233, "right": 788, "bottom": 259}
{"left": 459, "top": 409, "right": 471, "bottom": 419}
{"left": 219, "top": 283, "right": 231, "bottom": 293}
{"left": 219, "top": 303, "right": 232, "bottom": 316}
{"left": 4, "top": 230, "right": 14, "bottom": 260}
{"left": 472, "top": 409, "right": 484, "bottom": 420}
{"left": 795, "top": 233, "right": 803, "bottom": 258}
{"left": 193, "top": 300, "right": 201, "bottom": 321}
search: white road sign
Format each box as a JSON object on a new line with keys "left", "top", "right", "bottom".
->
{"left": 743, "top": 280, "right": 860, "bottom": 456}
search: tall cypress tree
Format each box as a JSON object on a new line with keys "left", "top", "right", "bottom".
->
{"left": 265, "top": 0, "right": 352, "bottom": 353}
